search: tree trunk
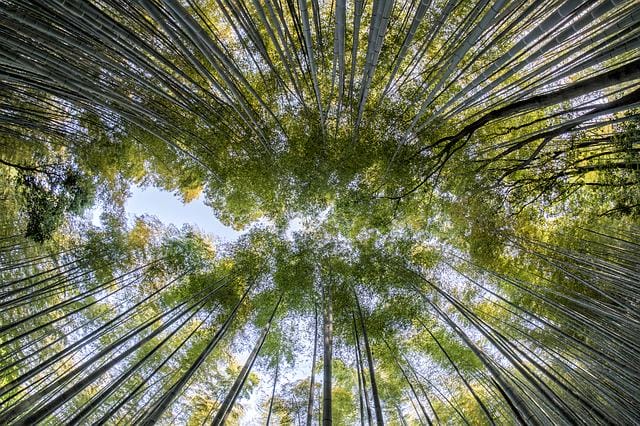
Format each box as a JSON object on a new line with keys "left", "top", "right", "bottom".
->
{"left": 307, "top": 303, "right": 318, "bottom": 426}
{"left": 68, "top": 304, "right": 204, "bottom": 425}
{"left": 137, "top": 282, "right": 252, "bottom": 425}
{"left": 7, "top": 298, "right": 201, "bottom": 425}
{"left": 435, "top": 58, "right": 640, "bottom": 150}
{"left": 212, "top": 294, "right": 281, "bottom": 424}
{"left": 396, "top": 405, "right": 408, "bottom": 426}
{"left": 353, "top": 315, "right": 366, "bottom": 426}
{"left": 322, "top": 281, "right": 333, "bottom": 426}
{"left": 382, "top": 337, "right": 432, "bottom": 426}
{"left": 266, "top": 355, "right": 279, "bottom": 425}
{"left": 93, "top": 305, "right": 214, "bottom": 426}
{"left": 353, "top": 312, "right": 373, "bottom": 425}
{"left": 356, "top": 293, "right": 384, "bottom": 425}
{"left": 415, "top": 317, "right": 493, "bottom": 425}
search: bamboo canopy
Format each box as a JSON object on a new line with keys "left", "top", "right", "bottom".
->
{"left": 0, "top": 0, "right": 639, "bottom": 424}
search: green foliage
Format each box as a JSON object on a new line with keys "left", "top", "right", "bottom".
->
{"left": 17, "top": 165, "right": 94, "bottom": 242}
{"left": 157, "top": 227, "right": 216, "bottom": 274}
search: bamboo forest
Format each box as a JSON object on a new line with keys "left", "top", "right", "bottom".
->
{"left": 1, "top": 0, "right": 639, "bottom": 424}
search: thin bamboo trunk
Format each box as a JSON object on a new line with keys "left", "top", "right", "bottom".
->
{"left": 266, "top": 355, "right": 279, "bottom": 425}
{"left": 212, "top": 294, "right": 282, "bottom": 423}
{"left": 356, "top": 293, "right": 384, "bottom": 425}
{"left": 322, "top": 281, "right": 333, "bottom": 426}
{"left": 307, "top": 304, "right": 319, "bottom": 426}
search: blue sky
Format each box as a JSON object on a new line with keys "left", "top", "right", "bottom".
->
{"left": 92, "top": 186, "right": 241, "bottom": 241}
